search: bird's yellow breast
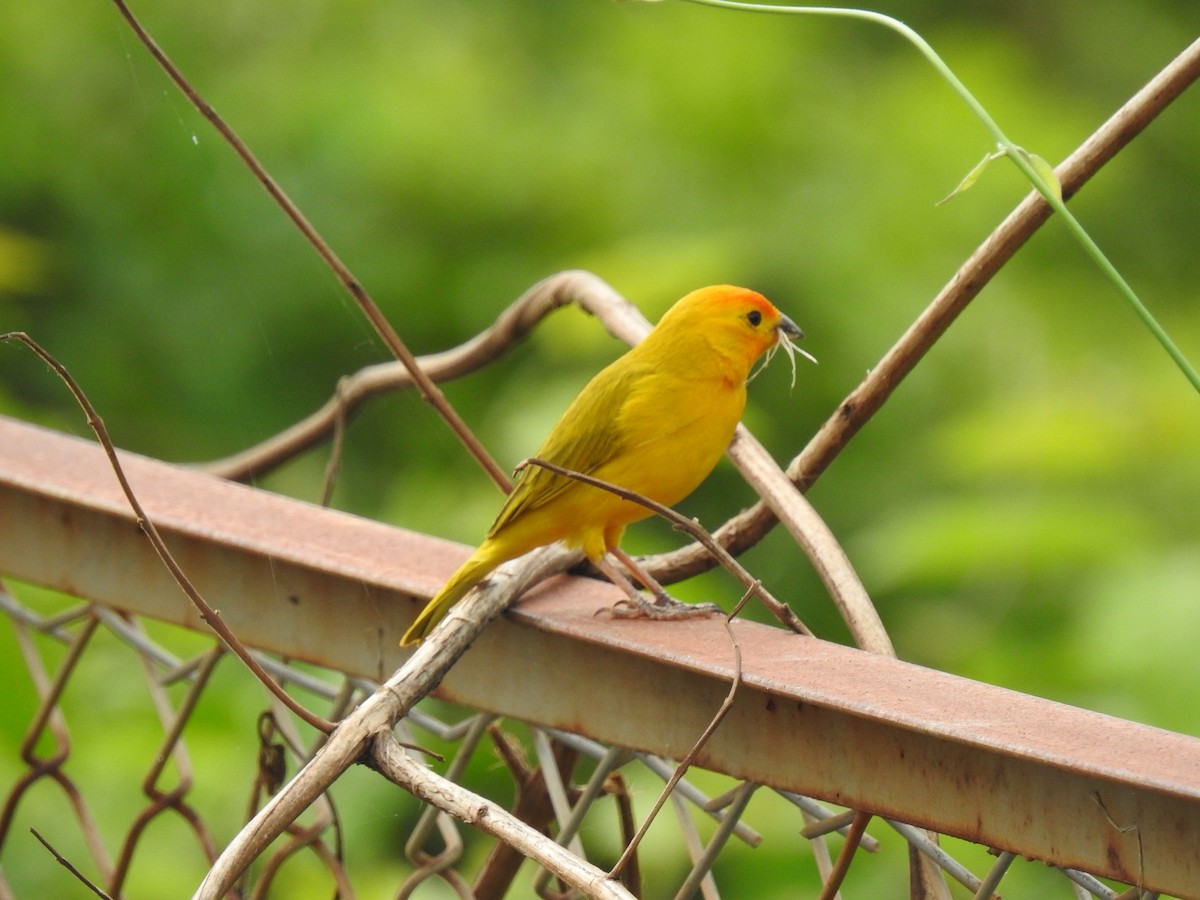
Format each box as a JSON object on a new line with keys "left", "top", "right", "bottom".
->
{"left": 599, "top": 368, "right": 745, "bottom": 506}
{"left": 487, "top": 368, "right": 746, "bottom": 563}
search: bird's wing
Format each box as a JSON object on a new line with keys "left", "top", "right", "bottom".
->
{"left": 487, "top": 363, "right": 640, "bottom": 537}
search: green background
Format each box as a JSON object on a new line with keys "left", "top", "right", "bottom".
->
{"left": 2, "top": 1, "right": 1198, "bottom": 896}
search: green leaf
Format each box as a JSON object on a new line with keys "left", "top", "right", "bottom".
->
{"left": 1023, "top": 151, "right": 1064, "bottom": 202}
{"left": 935, "top": 149, "right": 1002, "bottom": 206}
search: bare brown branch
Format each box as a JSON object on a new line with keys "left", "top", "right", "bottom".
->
{"left": 374, "top": 734, "right": 634, "bottom": 900}
{"left": 521, "top": 457, "right": 813, "bottom": 636}
{"left": 608, "top": 615, "right": 744, "bottom": 882}
{"left": 727, "top": 428, "right": 892, "bottom": 655}
{"left": 107, "top": 0, "right": 511, "bottom": 492}
{"left": 0, "top": 332, "right": 334, "bottom": 737}
{"left": 474, "top": 728, "right": 580, "bottom": 899}
{"left": 817, "top": 810, "right": 872, "bottom": 900}
{"left": 30, "top": 828, "right": 114, "bottom": 900}
{"left": 201, "top": 270, "right": 644, "bottom": 483}
{"left": 645, "top": 35, "right": 1200, "bottom": 583}
{"left": 196, "top": 543, "right": 580, "bottom": 897}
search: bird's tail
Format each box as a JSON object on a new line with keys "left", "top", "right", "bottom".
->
{"left": 400, "top": 546, "right": 505, "bottom": 646}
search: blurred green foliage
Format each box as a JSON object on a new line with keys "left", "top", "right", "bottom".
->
{"left": 1, "top": 1, "right": 1198, "bottom": 896}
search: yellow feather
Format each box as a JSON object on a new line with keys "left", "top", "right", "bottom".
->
{"left": 401, "top": 285, "right": 802, "bottom": 645}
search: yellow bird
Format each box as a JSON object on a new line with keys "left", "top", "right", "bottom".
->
{"left": 402, "top": 285, "right": 804, "bottom": 646}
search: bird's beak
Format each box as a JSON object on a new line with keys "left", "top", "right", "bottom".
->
{"left": 777, "top": 315, "right": 804, "bottom": 340}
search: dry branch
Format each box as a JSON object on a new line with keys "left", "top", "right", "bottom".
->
{"left": 609, "top": 615, "right": 744, "bottom": 883}
{"left": 202, "top": 270, "right": 645, "bottom": 483}
{"left": 726, "top": 427, "right": 890, "bottom": 654}
{"left": 647, "top": 34, "right": 1200, "bottom": 583}
{"left": 374, "top": 734, "right": 634, "bottom": 900}
{"left": 193, "top": 544, "right": 582, "bottom": 898}
{"left": 522, "top": 456, "right": 813, "bottom": 636}
{"left": 107, "top": 0, "right": 511, "bottom": 492}
{"left": 0, "top": 332, "right": 334, "bottom": 737}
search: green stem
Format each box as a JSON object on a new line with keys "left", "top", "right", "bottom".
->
{"left": 680, "top": 0, "right": 1200, "bottom": 393}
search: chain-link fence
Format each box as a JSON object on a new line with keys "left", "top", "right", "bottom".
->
{"left": 0, "top": 583, "right": 1178, "bottom": 898}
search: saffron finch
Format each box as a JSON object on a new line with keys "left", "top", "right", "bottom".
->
{"left": 401, "top": 284, "right": 804, "bottom": 646}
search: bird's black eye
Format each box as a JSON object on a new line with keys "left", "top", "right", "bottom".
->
{"left": 747, "top": 310, "right": 763, "bottom": 327}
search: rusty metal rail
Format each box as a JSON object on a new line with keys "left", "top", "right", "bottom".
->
{"left": 2, "top": 413, "right": 1198, "bottom": 896}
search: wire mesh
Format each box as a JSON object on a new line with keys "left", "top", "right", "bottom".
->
{"left": 0, "top": 581, "right": 1165, "bottom": 899}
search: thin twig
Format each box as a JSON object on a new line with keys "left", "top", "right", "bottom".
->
{"left": 1093, "top": 791, "right": 1145, "bottom": 896}
{"left": 374, "top": 733, "right": 634, "bottom": 900}
{"left": 318, "top": 377, "right": 349, "bottom": 508}
{"left": 30, "top": 828, "right": 114, "bottom": 900}
{"left": 199, "top": 270, "right": 644, "bottom": 483}
{"left": 609, "top": 613, "right": 745, "bottom": 882}
{"left": 726, "top": 427, "right": 890, "bottom": 655}
{"left": 521, "top": 457, "right": 812, "bottom": 636}
{"left": 107, "top": 0, "right": 511, "bottom": 492}
{"left": 0, "top": 332, "right": 334, "bottom": 736}
{"left": 604, "top": 774, "right": 642, "bottom": 896}
{"left": 817, "top": 811, "right": 871, "bottom": 900}
{"left": 195, "top": 544, "right": 578, "bottom": 898}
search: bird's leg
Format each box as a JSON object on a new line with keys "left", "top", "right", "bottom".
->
{"left": 597, "top": 547, "right": 722, "bottom": 620}
{"left": 608, "top": 546, "right": 674, "bottom": 606}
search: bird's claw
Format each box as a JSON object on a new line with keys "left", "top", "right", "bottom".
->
{"left": 602, "top": 596, "right": 724, "bottom": 621}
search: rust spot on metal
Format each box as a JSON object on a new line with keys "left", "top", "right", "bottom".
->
{"left": 1105, "top": 842, "right": 1120, "bottom": 869}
